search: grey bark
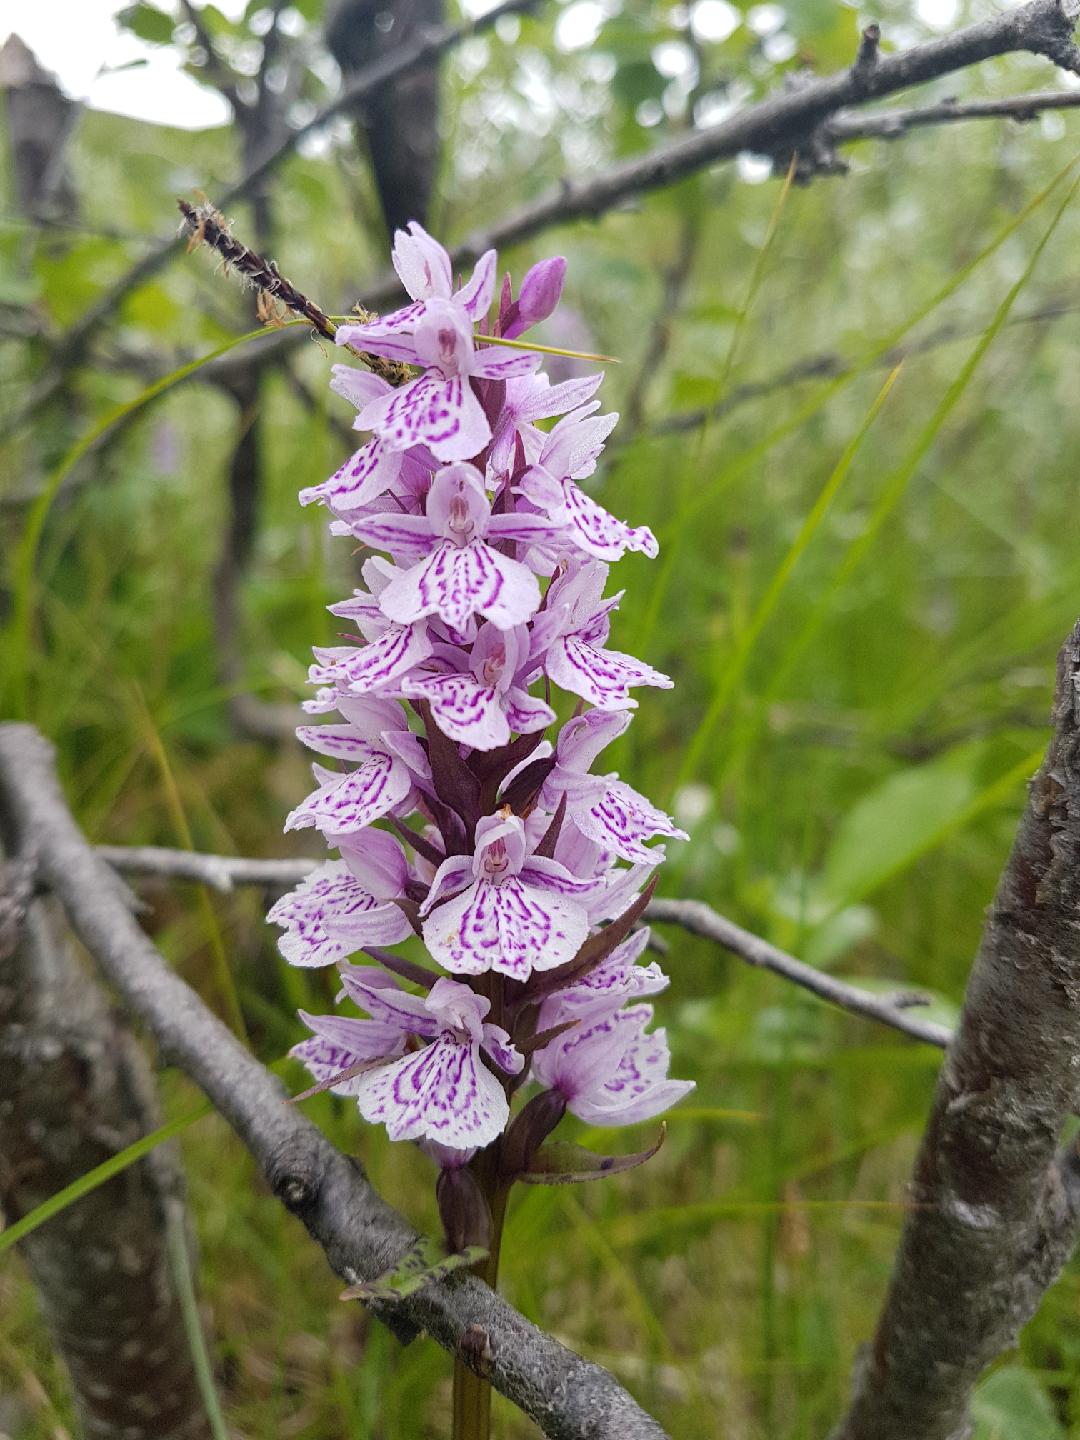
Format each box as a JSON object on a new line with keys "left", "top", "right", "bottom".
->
{"left": 0, "top": 34, "right": 77, "bottom": 219}
{"left": 833, "top": 618, "right": 1080, "bottom": 1440}
{"left": 327, "top": 0, "right": 444, "bottom": 237}
{"left": 0, "top": 724, "right": 668, "bottom": 1440}
{"left": 0, "top": 859, "right": 211, "bottom": 1440}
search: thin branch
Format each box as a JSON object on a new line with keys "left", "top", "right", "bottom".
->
{"left": 178, "top": 0, "right": 245, "bottom": 115}
{"left": 641, "top": 290, "right": 1080, "bottom": 442}
{"left": 443, "top": 0, "right": 1080, "bottom": 266}
{"left": 95, "top": 844, "right": 316, "bottom": 892}
{"left": 646, "top": 898, "right": 952, "bottom": 1049}
{"left": 832, "top": 617, "right": 1080, "bottom": 1440}
{"left": 0, "top": 724, "right": 668, "bottom": 1440}
{"left": 177, "top": 199, "right": 410, "bottom": 385}
{"left": 621, "top": 212, "right": 702, "bottom": 436}
{"left": 827, "top": 86, "right": 1080, "bottom": 144}
{"left": 89, "top": 843, "right": 952, "bottom": 1048}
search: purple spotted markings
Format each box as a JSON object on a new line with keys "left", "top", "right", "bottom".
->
{"left": 272, "top": 221, "right": 692, "bottom": 1245}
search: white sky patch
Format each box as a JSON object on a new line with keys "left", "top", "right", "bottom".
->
{"left": 763, "top": 31, "right": 797, "bottom": 63}
{"left": 1, "top": 0, "right": 251, "bottom": 128}
{"left": 746, "top": 4, "right": 785, "bottom": 36}
{"left": 916, "top": 0, "right": 959, "bottom": 29}
{"left": 555, "top": 1, "right": 607, "bottom": 51}
{"left": 736, "top": 151, "right": 773, "bottom": 183}
{"left": 691, "top": 0, "right": 740, "bottom": 44}
{"left": 652, "top": 40, "right": 694, "bottom": 79}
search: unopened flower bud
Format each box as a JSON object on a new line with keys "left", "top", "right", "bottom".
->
{"left": 502, "top": 256, "right": 567, "bottom": 339}
{"left": 437, "top": 1164, "right": 492, "bottom": 1253}
{"left": 499, "top": 1088, "right": 567, "bottom": 1179}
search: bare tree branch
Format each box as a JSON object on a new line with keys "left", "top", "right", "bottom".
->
{"left": 646, "top": 899, "right": 952, "bottom": 1049}
{"left": 444, "top": 0, "right": 1080, "bottom": 266}
{"left": 827, "top": 85, "right": 1080, "bottom": 143}
{"left": 178, "top": 0, "right": 246, "bottom": 116}
{"left": 4, "top": 0, "right": 540, "bottom": 437}
{"left": 89, "top": 842, "right": 952, "bottom": 1048}
{"left": 832, "top": 617, "right": 1080, "bottom": 1440}
{"left": 641, "top": 290, "right": 1080, "bottom": 443}
{"left": 0, "top": 723, "right": 669, "bottom": 1440}
{"left": 94, "top": 844, "right": 317, "bottom": 893}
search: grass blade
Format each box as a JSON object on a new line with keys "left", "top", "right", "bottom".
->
{"left": 737, "top": 165, "right": 1080, "bottom": 777}
{"left": 676, "top": 363, "right": 902, "bottom": 785}
{"left": 0, "top": 1102, "right": 212, "bottom": 1257}
{"left": 4, "top": 320, "right": 312, "bottom": 719}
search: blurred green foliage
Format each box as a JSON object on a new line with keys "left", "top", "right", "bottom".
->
{"left": 4, "top": 0, "right": 1080, "bottom": 1435}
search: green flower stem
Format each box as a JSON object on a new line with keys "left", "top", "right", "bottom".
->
{"left": 452, "top": 1160, "right": 509, "bottom": 1440}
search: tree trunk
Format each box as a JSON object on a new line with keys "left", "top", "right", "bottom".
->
{"left": 0, "top": 859, "right": 213, "bottom": 1440}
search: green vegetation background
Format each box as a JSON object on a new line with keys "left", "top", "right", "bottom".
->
{"left": 3, "top": 1, "right": 1080, "bottom": 1435}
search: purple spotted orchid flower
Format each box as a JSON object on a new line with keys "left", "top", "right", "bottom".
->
{"left": 274, "top": 222, "right": 691, "bottom": 1267}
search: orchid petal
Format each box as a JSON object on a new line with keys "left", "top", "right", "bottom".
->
{"left": 379, "top": 540, "right": 540, "bottom": 633}
{"left": 321, "top": 624, "right": 432, "bottom": 694}
{"left": 422, "top": 875, "right": 589, "bottom": 980}
{"left": 299, "top": 440, "right": 404, "bottom": 513}
{"left": 359, "top": 373, "right": 492, "bottom": 462}
{"left": 470, "top": 349, "right": 542, "bottom": 381}
{"left": 568, "top": 778, "right": 687, "bottom": 864}
{"left": 393, "top": 222, "right": 453, "bottom": 301}
{"left": 268, "top": 861, "right": 382, "bottom": 968}
{"left": 354, "top": 1036, "right": 509, "bottom": 1147}
{"left": 547, "top": 636, "right": 672, "bottom": 710}
{"left": 284, "top": 750, "right": 411, "bottom": 835}
{"left": 290, "top": 1012, "right": 405, "bottom": 1095}
{"left": 455, "top": 248, "right": 497, "bottom": 320}
{"left": 329, "top": 364, "right": 394, "bottom": 410}
{"left": 401, "top": 672, "right": 510, "bottom": 750}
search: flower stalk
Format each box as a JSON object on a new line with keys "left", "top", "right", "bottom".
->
{"left": 270, "top": 221, "right": 694, "bottom": 1429}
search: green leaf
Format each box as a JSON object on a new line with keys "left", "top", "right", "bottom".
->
{"left": 340, "top": 1238, "right": 488, "bottom": 1303}
{"left": 116, "top": 3, "right": 176, "bottom": 45}
{"left": 972, "top": 1366, "right": 1066, "bottom": 1440}
{"left": 820, "top": 739, "right": 1041, "bottom": 911}
{"left": 821, "top": 743, "right": 985, "bottom": 907}
{"left": 0, "top": 1102, "right": 212, "bottom": 1257}
{"left": 519, "top": 1126, "right": 666, "bottom": 1184}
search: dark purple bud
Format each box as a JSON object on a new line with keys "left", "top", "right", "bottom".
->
{"left": 502, "top": 256, "right": 567, "bottom": 339}
{"left": 437, "top": 1165, "right": 492, "bottom": 1253}
{"left": 500, "top": 1088, "right": 567, "bottom": 1180}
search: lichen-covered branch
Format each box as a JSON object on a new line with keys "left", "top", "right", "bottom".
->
{"left": 832, "top": 618, "right": 1080, "bottom": 1440}
{"left": 446, "top": 0, "right": 1080, "bottom": 264}
{"left": 0, "top": 724, "right": 668, "bottom": 1440}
